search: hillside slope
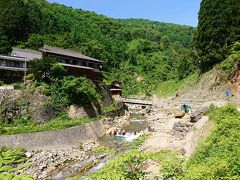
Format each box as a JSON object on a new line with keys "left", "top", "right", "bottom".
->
{"left": 0, "top": 0, "right": 196, "bottom": 95}
{"left": 157, "top": 46, "right": 240, "bottom": 104}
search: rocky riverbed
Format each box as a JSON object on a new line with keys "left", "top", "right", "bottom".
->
{"left": 16, "top": 141, "right": 99, "bottom": 179}
{"left": 12, "top": 99, "right": 214, "bottom": 179}
{"left": 16, "top": 109, "right": 150, "bottom": 179}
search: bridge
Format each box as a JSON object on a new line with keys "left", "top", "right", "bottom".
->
{"left": 122, "top": 98, "right": 153, "bottom": 106}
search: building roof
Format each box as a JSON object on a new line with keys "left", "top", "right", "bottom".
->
{"left": 11, "top": 48, "right": 43, "bottom": 61}
{"left": 40, "top": 45, "right": 103, "bottom": 63}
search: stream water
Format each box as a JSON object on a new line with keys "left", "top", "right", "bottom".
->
{"left": 98, "top": 118, "right": 148, "bottom": 150}
{"left": 51, "top": 117, "right": 149, "bottom": 180}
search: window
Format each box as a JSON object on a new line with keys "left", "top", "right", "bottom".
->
{"left": 14, "top": 62, "right": 20, "bottom": 68}
{"left": 81, "top": 61, "right": 87, "bottom": 66}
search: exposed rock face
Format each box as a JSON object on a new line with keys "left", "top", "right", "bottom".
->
{"left": 68, "top": 103, "right": 100, "bottom": 119}
{"left": 0, "top": 89, "right": 54, "bottom": 123}
{"left": 68, "top": 105, "right": 89, "bottom": 119}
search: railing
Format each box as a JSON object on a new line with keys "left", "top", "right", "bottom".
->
{"left": 0, "top": 65, "right": 27, "bottom": 71}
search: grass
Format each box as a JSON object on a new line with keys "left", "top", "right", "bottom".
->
{"left": 0, "top": 113, "right": 100, "bottom": 135}
{"left": 155, "top": 73, "right": 198, "bottom": 97}
{"left": 181, "top": 104, "right": 240, "bottom": 179}
{"left": 93, "top": 146, "right": 117, "bottom": 155}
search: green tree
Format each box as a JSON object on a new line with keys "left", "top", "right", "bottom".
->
{"left": 48, "top": 76, "right": 100, "bottom": 109}
{"left": 161, "top": 35, "right": 170, "bottom": 49}
{"left": 28, "top": 57, "right": 63, "bottom": 82}
{"left": 195, "top": 0, "right": 240, "bottom": 72}
{"left": 0, "top": 0, "right": 28, "bottom": 52}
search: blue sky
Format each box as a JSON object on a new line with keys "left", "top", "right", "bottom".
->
{"left": 48, "top": 0, "right": 201, "bottom": 27}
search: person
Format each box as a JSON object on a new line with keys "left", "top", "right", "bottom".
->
{"left": 181, "top": 104, "right": 192, "bottom": 113}
{"left": 226, "top": 88, "right": 230, "bottom": 102}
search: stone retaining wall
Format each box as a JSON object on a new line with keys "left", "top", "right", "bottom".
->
{"left": 0, "top": 120, "right": 105, "bottom": 150}
{"left": 183, "top": 116, "right": 212, "bottom": 158}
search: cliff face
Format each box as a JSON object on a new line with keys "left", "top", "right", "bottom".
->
{"left": 0, "top": 89, "right": 55, "bottom": 123}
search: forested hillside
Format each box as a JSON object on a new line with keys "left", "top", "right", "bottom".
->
{"left": 0, "top": 0, "right": 196, "bottom": 95}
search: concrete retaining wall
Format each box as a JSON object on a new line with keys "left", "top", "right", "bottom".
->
{"left": 0, "top": 120, "right": 105, "bottom": 150}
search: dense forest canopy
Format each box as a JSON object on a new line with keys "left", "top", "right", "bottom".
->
{"left": 194, "top": 0, "right": 240, "bottom": 72}
{"left": 0, "top": 0, "right": 196, "bottom": 95}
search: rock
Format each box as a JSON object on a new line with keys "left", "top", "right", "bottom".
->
{"left": 148, "top": 125, "right": 155, "bottom": 132}
{"left": 121, "top": 130, "right": 126, "bottom": 135}
{"left": 68, "top": 105, "right": 89, "bottom": 119}
{"left": 174, "top": 110, "right": 185, "bottom": 118}
{"left": 25, "top": 152, "right": 33, "bottom": 158}
{"left": 183, "top": 126, "right": 189, "bottom": 132}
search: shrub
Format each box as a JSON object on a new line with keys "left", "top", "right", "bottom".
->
{"left": 46, "top": 76, "right": 101, "bottom": 110}
{"left": 24, "top": 73, "right": 34, "bottom": 80}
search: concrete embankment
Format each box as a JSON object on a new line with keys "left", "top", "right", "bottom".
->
{"left": 0, "top": 120, "right": 105, "bottom": 150}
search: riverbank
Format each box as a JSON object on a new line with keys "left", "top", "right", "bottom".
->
{"left": 0, "top": 120, "right": 105, "bottom": 151}
{"left": 1, "top": 98, "right": 230, "bottom": 179}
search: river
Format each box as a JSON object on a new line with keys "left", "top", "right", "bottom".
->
{"left": 50, "top": 117, "right": 149, "bottom": 180}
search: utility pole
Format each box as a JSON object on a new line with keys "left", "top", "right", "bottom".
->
{"left": 24, "top": 58, "right": 27, "bottom": 87}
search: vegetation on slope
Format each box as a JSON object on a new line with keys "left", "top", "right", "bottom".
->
{"left": 0, "top": 113, "right": 99, "bottom": 135}
{"left": 0, "top": 58, "right": 101, "bottom": 135}
{"left": 181, "top": 105, "right": 240, "bottom": 179}
{"left": 0, "top": 0, "right": 196, "bottom": 96}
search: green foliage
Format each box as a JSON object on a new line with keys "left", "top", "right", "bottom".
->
{"left": 93, "top": 146, "right": 117, "bottom": 155}
{"left": 0, "top": 0, "right": 28, "bottom": 53}
{"left": 0, "top": 148, "right": 29, "bottom": 173}
{"left": 0, "top": 113, "right": 99, "bottom": 135}
{"left": 161, "top": 155, "right": 186, "bottom": 179}
{"left": 0, "top": 173, "right": 33, "bottom": 180}
{"left": 24, "top": 74, "right": 34, "bottom": 81}
{"left": 90, "top": 134, "right": 149, "bottom": 179}
{"left": 155, "top": 73, "right": 198, "bottom": 97}
{"left": 0, "top": 0, "right": 195, "bottom": 95}
{"left": 28, "top": 57, "right": 62, "bottom": 82}
{"left": 46, "top": 76, "right": 100, "bottom": 110}
{"left": 219, "top": 45, "right": 240, "bottom": 76}
{"left": 180, "top": 105, "right": 240, "bottom": 179}
{"left": 130, "top": 134, "right": 149, "bottom": 150}
{"left": 91, "top": 150, "right": 147, "bottom": 180}
{"left": 194, "top": 0, "right": 240, "bottom": 72}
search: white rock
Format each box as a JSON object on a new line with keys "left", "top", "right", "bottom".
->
{"left": 26, "top": 152, "right": 33, "bottom": 158}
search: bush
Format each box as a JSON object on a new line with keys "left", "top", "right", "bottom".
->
{"left": 46, "top": 76, "right": 101, "bottom": 110}
{"left": 24, "top": 73, "right": 34, "bottom": 80}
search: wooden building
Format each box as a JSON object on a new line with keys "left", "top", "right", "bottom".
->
{"left": 40, "top": 45, "right": 103, "bottom": 82}
{"left": 0, "top": 45, "right": 103, "bottom": 83}
{"left": 0, "top": 55, "right": 27, "bottom": 83}
{"left": 109, "top": 81, "right": 122, "bottom": 100}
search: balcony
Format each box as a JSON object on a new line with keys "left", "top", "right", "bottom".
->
{"left": 0, "top": 65, "right": 27, "bottom": 72}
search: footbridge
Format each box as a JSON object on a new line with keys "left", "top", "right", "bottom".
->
{"left": 122, "top": 98, "right": 153, "bottom": 106}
